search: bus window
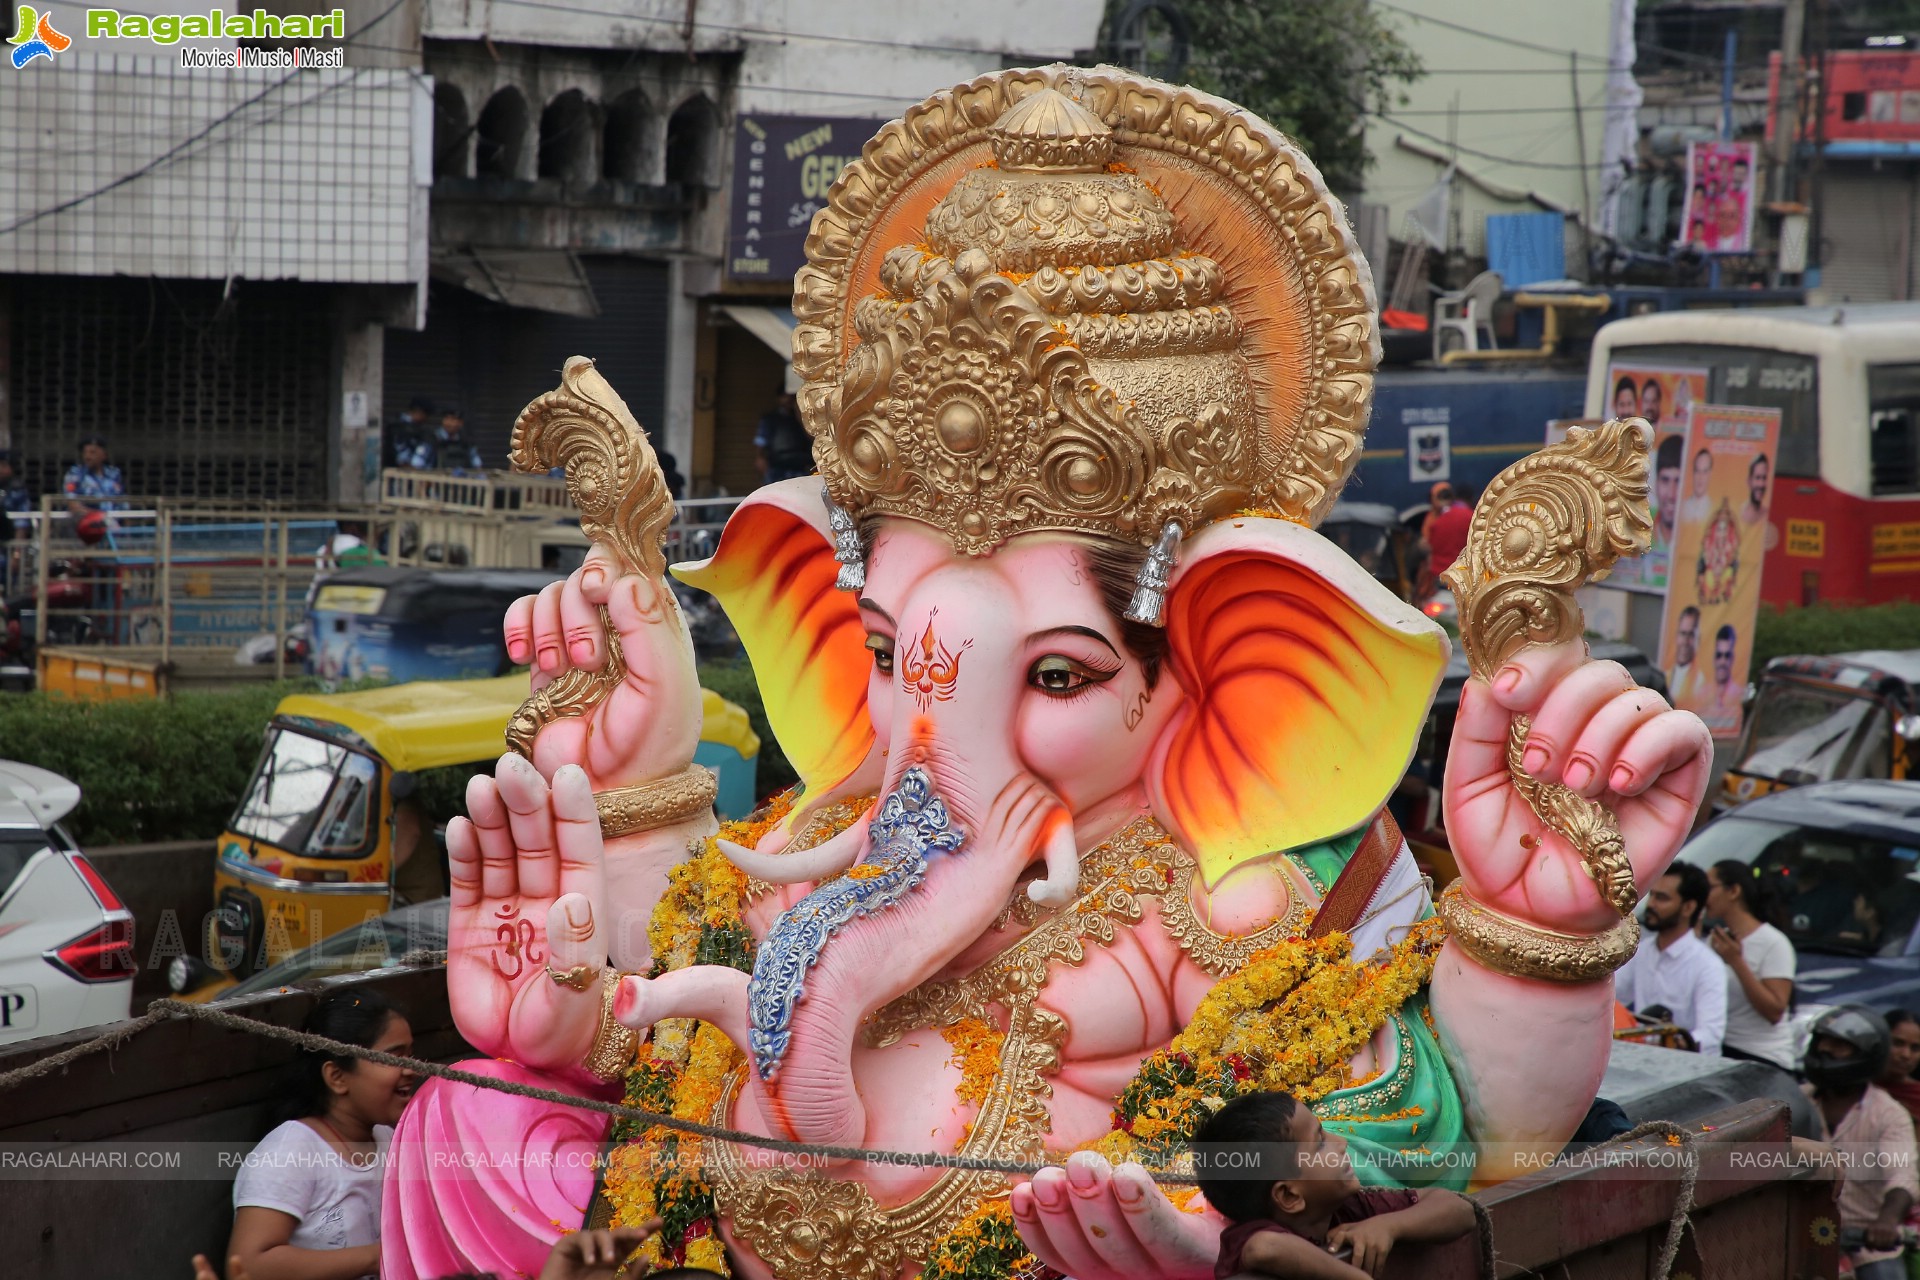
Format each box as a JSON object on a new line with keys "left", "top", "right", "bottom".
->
{"left": 1606, "top": 344, "right": 1819, "bottom": 477}
{"left": 1869, "top": 364, "right": 1920, "bottom": 496}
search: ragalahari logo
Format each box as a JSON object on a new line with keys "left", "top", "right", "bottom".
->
{"left": 9, "top": 5, "right": 71, "bottom": 66}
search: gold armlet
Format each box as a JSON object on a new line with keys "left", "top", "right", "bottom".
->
{"left": 1437, "top": 883, "right": 1639, "bottom": 983}
{"left": 582, "top": 968, "right": 640, "bottom": 1082}
{"left": 596, "top": 765, "right": 717, "bottom": 839}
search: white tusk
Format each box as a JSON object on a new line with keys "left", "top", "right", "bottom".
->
{"left": 717, "top": 819, "right": 865, "bottom": 885}
{"left": 1025, "top": 817, "right": 1081, "bottom": 908}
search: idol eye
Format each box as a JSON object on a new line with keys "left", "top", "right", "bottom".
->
{"left": 865, "top": 634, "right": 895, "bottom": 675}
{"left": 1028, "top": 655, "right": 1116, "bottom": 697}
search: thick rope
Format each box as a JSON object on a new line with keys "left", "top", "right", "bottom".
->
{"left": 0, "top": 1004, "right": 171, "bottom": 1091}
{"left": 3, "top": 999, "right": 1725, "bottom": 1278}
{"left": 1604, "top": 1120, "right": 1700, "bottom": 1280}
{"left": 1470, "top": 1195, "right": 1500, "bottom": 1280}
{"left": 0, "top": 997, "right": 1191, "bottom": 1182}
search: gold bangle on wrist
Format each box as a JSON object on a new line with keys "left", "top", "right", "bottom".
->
{"left": 1437, "top": 883, "right": 1639, "bottom": 983}
{"left": 582, "top": 968, "right": 640, "bottom": 1082}
{"left": 595, "top": 765, "right": 718, "bottom": 839}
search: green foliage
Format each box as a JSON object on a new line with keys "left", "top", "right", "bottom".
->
{"left": 0, "top": 681, "right": 318, "bottom": 846}
{"left": 696, "top": 659, "right": 797, "bottom": 800}
{"left": 1751, "top": 602, "right": 1920, "bottom": 671}
{"left": 0, "top": 660, "right": 798, "bottom": 846}
{"left": 1099, "top": 0, "right": 1424, "bottom": 191}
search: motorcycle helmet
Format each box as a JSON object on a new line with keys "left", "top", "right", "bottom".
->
{"left": 1804, "top": 1004, "right": 1890, "bottom": 1091}
{"left": 76, "top": 510, "right": 108, "bottom": 545}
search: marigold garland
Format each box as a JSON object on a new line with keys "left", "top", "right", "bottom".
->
{"left": 923, "top": 1200, "right": 1061, "bottom": 1280}
{"left": 600, "top": 790, "right": 878, "bottom": 1277}
{"left": 940, "top": 1017, "right": 1007, "bottom": 1111}
{"left": 1109, "top": 917, "right": 1447, "bottom": 1163}
{"left": 601, "top": 792, "right": 1448, "bottom": 1280}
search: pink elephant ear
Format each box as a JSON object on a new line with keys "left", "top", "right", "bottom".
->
{"left": 1152, "top": 517, "right": 1450, "bottom": 887}
{"left": 672, "top": 479, "right": 878, "bottom": 803}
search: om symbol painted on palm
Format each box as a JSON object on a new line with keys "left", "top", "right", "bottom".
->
{"left": 491, "top": 903, "right": 543, "bottom": 980}
{"left": 900, "top": 612, "right": 970, "bottom": 712}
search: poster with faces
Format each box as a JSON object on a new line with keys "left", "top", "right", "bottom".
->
{"left": 1594, "top": 364, "right": 1708, "bottom": 592}
{"left": 1678, "top": 140, "right": 1757, "bottom": 254}
{"left": 1656, "top": 404, "right": 1783, "bottom": 739}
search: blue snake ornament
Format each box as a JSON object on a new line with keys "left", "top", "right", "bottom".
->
{"left": 744, "top": 767, "right": 964, "bottom": 1081}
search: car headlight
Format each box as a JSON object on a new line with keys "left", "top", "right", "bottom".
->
{"left": 168, "top": 954, "right": 202, "bottom": 992}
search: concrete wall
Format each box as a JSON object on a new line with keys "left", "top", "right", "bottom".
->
{"left": 1360, "top": 0, "right": 1615, "bottom": 258}
{"left": 422, "top": 0, "right": 1102, "bottom": 117}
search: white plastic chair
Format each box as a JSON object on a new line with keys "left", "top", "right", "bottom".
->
{"left": 1432, "top": 270, "right": 1503, "bottom": 360}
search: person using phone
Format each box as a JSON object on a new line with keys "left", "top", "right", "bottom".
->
{"left": 1705, "top": 860, "right": 1797, "bottom": 1070}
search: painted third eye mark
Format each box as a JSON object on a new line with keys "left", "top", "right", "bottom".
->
{"left": 900, "top": 610, "right": 970, "bottom": 712}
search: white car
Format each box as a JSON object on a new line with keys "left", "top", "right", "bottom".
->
{"left": 0, "top": 761, "right": 133, "bottom": 1045}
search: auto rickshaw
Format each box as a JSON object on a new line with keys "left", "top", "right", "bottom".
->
{"left": 1717, "top": 650, "right": 1920, "bottom": 812}
{"left": 171, "top": 675, "right": 759, "bottom": 997}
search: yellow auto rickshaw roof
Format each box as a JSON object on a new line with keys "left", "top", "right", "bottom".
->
{"left": 271, "top": 676, "right": 759, "bottom": 773}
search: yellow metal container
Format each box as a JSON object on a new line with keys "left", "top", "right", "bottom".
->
{"left": 36, "top": 646, "right": 168, "bottom": 700}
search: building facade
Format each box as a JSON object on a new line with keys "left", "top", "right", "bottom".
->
{"left": 1358, "top": 0, "right": 1619, "bottom": 267}
{"left": 0, "top": 0, "right": 428, "bottom": 502}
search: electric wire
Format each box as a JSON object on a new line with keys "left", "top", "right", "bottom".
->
{"left": 0, "top": 0, "right": 410, "bottom": 238}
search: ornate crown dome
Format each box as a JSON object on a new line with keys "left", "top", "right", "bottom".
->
{"left": 792, "top": 67, "right": 1377, "bottom": 555}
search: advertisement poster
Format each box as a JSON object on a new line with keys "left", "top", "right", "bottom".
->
{"left": 1657, "top": 405, "right": 1783, "bottom": 738}
{"left": 727, "top": 115, "right": 887, "bottom": 283}
{"left": 1678, "top": 140, "right": 1758, "bottom": 253}
{"left": 1598, "top": 364, "right": 1707, "bottom": 592}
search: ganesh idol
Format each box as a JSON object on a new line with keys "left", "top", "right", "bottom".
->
{"left": 381, "top": 66, "right": 1712, "bottom": 1280}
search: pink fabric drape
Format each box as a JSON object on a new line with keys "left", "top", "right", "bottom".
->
{"left": 380, "top": 1059, "right": 615, "bottom": 1280}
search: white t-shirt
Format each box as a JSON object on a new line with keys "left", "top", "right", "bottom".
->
{"left": 233, "top": 1120, "right": 391, "bottom": 1257}
{"left": 1720, "top": 922, "right": 1797, "bottom": 1069}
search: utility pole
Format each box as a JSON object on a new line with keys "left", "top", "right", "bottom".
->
{"left": 1771, "top": 0, "right": 1807, "bottom": 204}
{"left": 1713, "top": 28, "right": 1737, "bottom": 287}
{"left": 1571, "top": 52, "right": 1594, "bottom": 271}
{"left": 1808, "top": 0, "right": 1830, "bottom": 284}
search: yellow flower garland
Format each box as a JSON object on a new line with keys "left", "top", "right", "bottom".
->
{"left": 600, "top": 790, "right": 876, "bottom": 1277}
{"left": 601, "top": 795, "right": 1447, "bottom": 1280}
{"left": 1129, "top": 916, "right": 1447, "bottom": 1140}
{"left": 941, "top": 1016, "right": 1007, "bottom": 1111}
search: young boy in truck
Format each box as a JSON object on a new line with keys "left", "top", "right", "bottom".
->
{"left": 1194, "top": 1091, "right": 1475, "bottom": 1279}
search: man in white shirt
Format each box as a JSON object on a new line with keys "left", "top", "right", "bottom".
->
{"left": 1618, "top": 862, "right": 1728, "bottom": 1055}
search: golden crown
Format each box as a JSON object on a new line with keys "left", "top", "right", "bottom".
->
{"left": 793, "top": 66, "right": 1379, "bottom": 559}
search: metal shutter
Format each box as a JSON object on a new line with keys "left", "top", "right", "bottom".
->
{"left": 9, "top": 276, "right": 332, "bottom": 501}
{"left": 1815, "top": 168, "right": 1915, "bottom": 305}
{"left": 384, "top": 257, "right": 670, "bottom": 466}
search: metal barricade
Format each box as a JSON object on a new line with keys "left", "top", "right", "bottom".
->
{"left": 24, "top": 486, "right": 758, "bottom": 681}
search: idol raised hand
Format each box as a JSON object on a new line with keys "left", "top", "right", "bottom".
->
{"left": 445, "top": 358, "right": 715, "bottom": 1074}
{"left": 1430, "top": 422, "right": 1713, "bottom": 1182}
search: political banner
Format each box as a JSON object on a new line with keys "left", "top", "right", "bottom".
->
{"left": 1657, "top": 404, "right": 1782, "bottom": 738}
{"left": 1594, "top": 364, "right": 1707, "bottom": 592}
{"left": 1679, "top": 140, "right": 1758, "bottom": 254}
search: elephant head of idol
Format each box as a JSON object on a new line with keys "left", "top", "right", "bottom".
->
{"left": 672, "top": 67, "right": 1450, "bottom": 1146}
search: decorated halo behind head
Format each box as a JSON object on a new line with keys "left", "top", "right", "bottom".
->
{"left": 791, "top": 63, "right": 1378, "bottom": 552}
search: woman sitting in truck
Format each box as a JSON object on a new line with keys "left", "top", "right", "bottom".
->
{"left": 228, "top": 990, "right": 418, "bottom": 1280}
